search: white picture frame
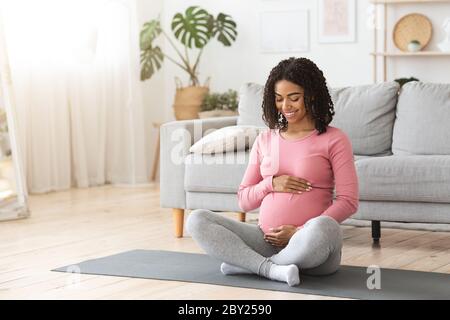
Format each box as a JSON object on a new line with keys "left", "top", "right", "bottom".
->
{"left": 260, "top": 10, "right": 309, "bottom": 53}
{"left": 318, "top": 0, "right": 356, "bottom": 43}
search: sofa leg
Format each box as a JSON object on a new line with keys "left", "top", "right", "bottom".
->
{"left": 372, "top": 220, "right": 381, "bottom": 244}
{"left": 173, "top": 208, "right": 184, "bottom": 238}
{"left": 238, "top": 212, "right": 246, "bottom": 222}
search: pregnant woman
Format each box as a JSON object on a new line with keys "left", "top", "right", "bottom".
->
{"left": 187, "top": 57, "right": 359, "bottom": 286}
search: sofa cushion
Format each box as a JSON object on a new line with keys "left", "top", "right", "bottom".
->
{"left": 184, "top": 151, "right": 249, "bottom": 193}
{"left": 392, "top": 82, "right": 450, "bottom": 155}
{"left": 356, "top": 155, "right": 450, "bottom": 203}
{"left": 351, "top": 200, "right": 450, "bottom": 224}
{"left": 185, "top": 151, "right": 369, "bottom": 194}
{"left": 354, "top": 155, "right": 371, "bottom": 161}
{"left": 236, "top": 82, "right": 399, "bottom": 156}
{"left": 329, "top": 81, "right": 399, "bottom": 156}
{"left": 236, "top": 83, "right": 267, "bottom": 127}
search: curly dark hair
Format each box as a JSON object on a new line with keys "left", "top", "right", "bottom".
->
{"left": 262, "top": 57, "right": 334, "bottom": 134}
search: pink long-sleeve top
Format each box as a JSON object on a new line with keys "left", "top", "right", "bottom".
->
{"left": 237, "top": 126, "right": 359, "bottom": 234}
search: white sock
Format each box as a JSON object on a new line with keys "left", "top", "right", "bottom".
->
{"left": 220, "top": 262, "right": 253, "bottom": 275}
{"left": 268, "top": 264, "right": 300, "bottom": 287}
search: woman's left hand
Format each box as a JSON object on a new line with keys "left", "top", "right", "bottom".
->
{"left": 264, "top": 225, "right": 298, "bottom": 247}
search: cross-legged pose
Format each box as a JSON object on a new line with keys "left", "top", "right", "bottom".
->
{"left": 187, "top": 57, "right": 359, "bottom": 286}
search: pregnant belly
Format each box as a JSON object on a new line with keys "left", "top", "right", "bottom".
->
{"left": 258, "top": 190, "right": 332, "bottom": 234}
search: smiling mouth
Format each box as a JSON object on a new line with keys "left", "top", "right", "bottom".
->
{"left": 283, "top": 110, "right": 298, "bottom": 118}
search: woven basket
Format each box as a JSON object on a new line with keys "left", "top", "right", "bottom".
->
{"left": 393, "top": 13, "right": 432, "bottom": 52}
{"left": 172, "top": 77, "right": 210, "bottom": 120}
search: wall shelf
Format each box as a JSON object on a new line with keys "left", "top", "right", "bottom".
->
{"left": 371, "top": 51, "right": 450, "bottom": 56}
{"left": 371, "top": 0, "right": 450, "bottom": 83}
{"left": 371, "top": 0, "right": 450, "bottom": 4}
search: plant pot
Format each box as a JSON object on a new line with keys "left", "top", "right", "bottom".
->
{"left": 172, "top": 78, "right": 209, "bottom": 120}
{"left": 407, "top": 41, "right": 421, "bottom": 52}
{"left": 198, "top": 109, "right": 238, "bottom": 118}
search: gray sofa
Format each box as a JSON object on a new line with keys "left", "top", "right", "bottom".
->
{"left": 160, "top": 81, "right": 450, "bottom": 240}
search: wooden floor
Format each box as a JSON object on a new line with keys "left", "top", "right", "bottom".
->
{"left": 0, "top": 184, "right": 449, "bottom": 300}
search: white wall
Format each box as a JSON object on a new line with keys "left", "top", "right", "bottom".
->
{"left": 136, "top": 0, "right": 165, "bottom": 123}
{"left": 159, "top": 0, "right": 371, "bottom": 122}
{"left": 135, "top": 0, "right": 450, "bottom": 180}
{"left": 138, "top": 0, "right": 450, "bottom": 123}
{"left": 136, "top": 0, "right": 165, "bottom": 180}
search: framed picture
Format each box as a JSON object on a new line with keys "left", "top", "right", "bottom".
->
{"left": 260, "top": 10, "right": 309, "bottom": 53}
{"left": 318, "top": 0, "right": 356, "bottom": 43}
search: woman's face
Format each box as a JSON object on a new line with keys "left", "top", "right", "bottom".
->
{"left": 274, "top": 80, "right": 310, "bottom": 125}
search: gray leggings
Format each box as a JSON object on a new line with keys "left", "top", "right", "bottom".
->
{"left": 186, "top": 209, "right": 343, "bottom": 277}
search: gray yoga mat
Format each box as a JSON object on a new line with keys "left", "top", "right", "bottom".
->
{"left": 52, "top": 249, "right": 450, "bottom": 300}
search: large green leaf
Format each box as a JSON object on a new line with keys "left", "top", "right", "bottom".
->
{"left": 140, "top": 19, "right": 162, "bottom": 51}
{"left": 171, "top": 6, "right": 211, "bottom": 49}
{"left": 140, "top": 46, "right": 164, "bottom": 81}
{"left": 212, "top": 13, "right": 237, "bottom": 47}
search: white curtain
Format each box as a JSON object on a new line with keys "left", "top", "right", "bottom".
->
{"left": 0, "top": 0, "right": 151, "bottom": 193}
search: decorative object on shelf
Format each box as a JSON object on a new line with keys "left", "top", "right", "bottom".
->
{"left": 139, "top": 6, "right": 238, "bottom": 120}
{"left": 198, "top": 89, "right": 239, "bottom": 118}
{"left": 437, "top": 17, "right": 450, "bottom": 52}
{"left": 393, "top": 13, "right": 432, "bottom": 52}
{"left": 318, "top": 0, "right": 356, "bottom": 43}
{"left": 260, "top": 10, "right": 309, "bottom": 52}
{"left": 394, "top": 77, "right": 419, "bottom": 88}
{"left": 407, "top": 40, "right": 422, "bottom": 52}
{"left": 371, "top": 1, "right": 450, "bottom": 84}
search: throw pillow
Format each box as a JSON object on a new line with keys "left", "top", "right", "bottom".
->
{"left": 189, "top": 125, "right": 266, "bottom": 154}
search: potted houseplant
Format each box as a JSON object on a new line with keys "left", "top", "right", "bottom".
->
{"left": 394, "top": 77, "right": 419, "bottom": 88}
{"left": 140, "top": 6, "right": 238, "bottom": 120}
{"left": 407, "top": 40, "right": 421, "bottom": 52}
{"left": 198, "top": 89, "right": 239, "bottom": 118}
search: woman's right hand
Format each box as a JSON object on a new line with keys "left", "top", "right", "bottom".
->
{"left": 272, "top": 175, "right": 312, "bottom": 193}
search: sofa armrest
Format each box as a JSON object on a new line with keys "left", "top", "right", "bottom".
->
{"left": 160, "top": 116, "right": 238, "bottom": 209}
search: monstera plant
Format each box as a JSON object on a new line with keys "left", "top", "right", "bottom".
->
{"left": 140, "top": 6, "right": 238, "bottom": 86}
{"left": 140, "top": 6, "right": 238, "bottom": 120}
